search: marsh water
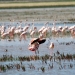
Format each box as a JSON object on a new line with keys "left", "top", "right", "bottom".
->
{"left": 0, "top": 20, "right": 75, "bottom": 75}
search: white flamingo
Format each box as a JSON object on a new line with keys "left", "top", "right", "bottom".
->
{"left": 29, "top": 21, "right": 37, "bottom": 38}
{"left": 69, "top": 25, "right": 75, "bottom": 36}
{"left": 23, "top": 24, "right": 30, "bottom": 32}
{"left": 41, "top": 26, "right": 50, "bottom": 37}
{"left": 0, "top": 25, "right": 6, "bottom": 35}
{"left": 49, "top": 42, "right": 54, "bottom": 56}
{"left": 8, "top": 26, "right": 15, "bottom": 39}
{"left": 30, "top": 27, "right": 37, "bottom": 38}
{"left": 38, "top": 22, "right": 49, "bottom": 34}
{"left": 49, "top": 42, "right": 54, "bottom": 49}
{"left": 1, "top": 32, "right": 9, "bottom": 39}
{"left": 51, "top": 21, "right": 58, "bottom": 35}
{"left": 20, "top": 31, "right": 27, "bottom": 41}
{"left": 47, "top": 38, "right": 54, "bottom": 57}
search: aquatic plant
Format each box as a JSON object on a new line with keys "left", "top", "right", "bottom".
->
{"left": 41, "top": 66, "right": 45, "bottom": 72}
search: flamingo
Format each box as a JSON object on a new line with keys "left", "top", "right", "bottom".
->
{"left": 28, "top": 38, "right": 39, "bottom": 55}
{"left": 28, "top": 34, "right": 46, "bottom": 55}
{"left": 8, "top": 26, "right": 15, "bottom": 40}
{"left": 69, "top": 25, "right": 75, "bottom": 36}
{"left": 14, "top": 27, "right": 23, "bottom": 35}
{"left": 1, "top": 32, "right": 9, "bottom": 39}
{"left": 49, "top": 42, "right": 54, "bottom": 49}
{"left": 38, "top": 22, "right": 49, "bottom": 34}
{"left": 23, "top": 24, "right": 30, "bottom": 32}
{"left": 0, "top": 25, "right": 6, "bottom": 35}
{"left": 0, "top": 25, "right": 7, "bottom": 39}
{"left": 61, "top": 27, "right": 67, "bottom": 35}
{"left": 38, "top": 26, "right": 45, "bottom": 33}
{"left": 48, "top": 42, "right": 54, "bottom": 57}
{"left": 14, "top": 24, "right": 23, "bottom": 37}
{"left": 30, "top": 30, "right": 35, "bottom": 38}
{"left": 20, "top": 31, "right": 27, "bottom": 41}
{"left": 51, "top": 21, "right": 57, "bottom": 35}
{"left": 30, "top": 27, "right": 37, "bottom": 38}
{"left": 29, "top": 21, "right": 37, "bottom": 38}
{"left": 51, "top": 21, "right": 63, "bottom": 36}
{"left": 41, "top": 27, "right": 50, "bottom": 38}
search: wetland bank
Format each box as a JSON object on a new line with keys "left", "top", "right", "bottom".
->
{"left": 0, "top": 7, "right": 75, "bottom": 22}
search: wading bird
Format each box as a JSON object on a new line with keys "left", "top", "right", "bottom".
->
{"left": 28, "top": 34, "right": 46, "bottom": 55}
{"left": 49, "top": 42, "right": 54, "bottom": 56}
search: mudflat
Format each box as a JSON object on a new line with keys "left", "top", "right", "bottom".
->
{"left": 0, "top": 7, "right": 75, "bottom": 22}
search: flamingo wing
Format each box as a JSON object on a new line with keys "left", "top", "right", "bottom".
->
{"left": 38, "top": 39, "right": 46, "bottom": 44}
{"left": 31, "top": 38, "right": 46, "bottom": 44}
{"left": 31, "top": 38, "right": 39, "bottom": 44}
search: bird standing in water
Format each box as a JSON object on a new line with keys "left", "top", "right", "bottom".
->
{"left": 28, "top": 34, "right": 46, "bottom": 55}
{"left": 49, "top": 42, "right": 54, "bottom": 56}
{"left": 49, "top": 42, "right": 54, "bottom": 49}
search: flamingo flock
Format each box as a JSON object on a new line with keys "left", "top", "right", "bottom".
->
{"left": 0, "top": 21, "right": 75, "bottom": 41}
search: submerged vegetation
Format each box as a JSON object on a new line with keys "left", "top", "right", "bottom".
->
{"left": 0, "top": 52, "right": 75, "bottom": 72}
{"left": 0, "top": 52, "right": 75, "bottom": 61}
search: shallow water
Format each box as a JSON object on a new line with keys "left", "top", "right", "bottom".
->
{"left": 0, "top": 37, "right": 75, "bottom": 56}
{"left": 0, "top": 22, "right": 75, "bottom": 75}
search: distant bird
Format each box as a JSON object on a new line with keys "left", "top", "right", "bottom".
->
{"left": 23, "top": 24, "right": 30, "bottom": 32}
{"left": 48, "top": 42, "right": 54, "bottom": 56}
{"left": 20, "top": 31, "right": 27, "bottom": 41}
{"left": 49, "top": 42, "right": 54, "bottom": 49}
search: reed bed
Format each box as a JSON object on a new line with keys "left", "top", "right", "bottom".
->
{"left": 0, "top": 52, "right": 75, "bottom": 62}
{"left": 0, "top": 51, "right": 75, "bottom": 72}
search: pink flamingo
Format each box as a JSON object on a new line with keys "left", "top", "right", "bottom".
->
{"left": 28, "top": 34, "right": 46, "bottom": 55}
{"left": 20, "top": 31, "right": 27, "bottom": 41}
